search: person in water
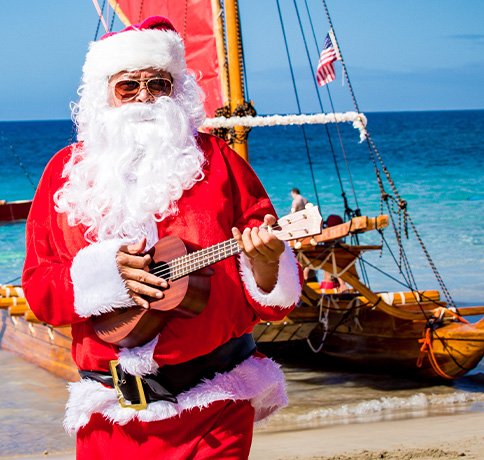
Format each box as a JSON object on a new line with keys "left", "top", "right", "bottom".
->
{"left": 22, "top": 16, "right": 302, "bottom": 460}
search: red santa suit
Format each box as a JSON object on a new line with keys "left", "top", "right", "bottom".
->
{"left": 22, "top": 131, "right": 302, "bottom": 459}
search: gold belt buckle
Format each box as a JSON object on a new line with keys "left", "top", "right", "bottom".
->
{"left": 109, "top": 360, "right": 148, "bottom": 411}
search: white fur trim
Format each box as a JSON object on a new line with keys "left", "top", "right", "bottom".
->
{"left": 118, "top": 336, "right": 159, "bottom": 376}
{"left": 239, "top": 242, "right": 301, "bottom": 308}
{"left": 83, "top": 29, "right": 185, "bottom": 83}
{"left": 63, "top": 355, "right": 287, "bottom": 434}
{"left": 71, "top": 238, "right": 133, "bottom": 317}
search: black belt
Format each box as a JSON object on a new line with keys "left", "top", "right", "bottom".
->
{"left": 80, "top": 333, "right": 256, "bottom": 409}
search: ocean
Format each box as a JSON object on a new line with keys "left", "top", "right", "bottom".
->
{"left": 1, "top": 110, "right": 484, "bottom": 456}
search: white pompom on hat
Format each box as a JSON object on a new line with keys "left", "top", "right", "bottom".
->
{"left": 82, "top": 16, "right": 186, "bottom": 83}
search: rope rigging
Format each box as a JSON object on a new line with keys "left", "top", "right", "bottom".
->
{"left": 300, "top": 0, "right": 361, "bottom": 221}
{"left": 319, "top": 0, "right": 457, "bottom": 312}
{"left": 93, "top": 0, "right": 107, "bottom": 40}
{"left": 0, "top": 133, "right": 36, "bottom": 192}
{"left": 275, "top": 0, "right": 321, "bottom": 211}
{"left": 291, "top": 0, "right": 349, "bottom": 217}
{"left": 295, "top": 0, "right": 371, "bottom": 287}
{"left": 316, "top": 0, "right": 463, "bottom": 375}
{"left": 282, "top": 0, "right": 370, "bottom": 286}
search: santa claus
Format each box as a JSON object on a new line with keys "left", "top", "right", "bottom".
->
{"left": 22, "top": 16, "right": 302, "bottom": 460}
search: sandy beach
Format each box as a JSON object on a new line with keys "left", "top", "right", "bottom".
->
{"left": 2, "top": 344, "right": 484, "bottom": 460}
{"left": 1, "top": 411, "right": 483, "bottom": 460}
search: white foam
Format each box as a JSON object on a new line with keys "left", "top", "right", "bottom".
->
{"left": 268, "top": 391, "right": 481, "bottom": 430}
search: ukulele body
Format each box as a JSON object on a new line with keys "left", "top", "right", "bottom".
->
{"left": 92, "top": 235, "right": 213, "bottom": 348}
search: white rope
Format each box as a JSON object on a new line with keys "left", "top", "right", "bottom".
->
{"left": 202, "top": 112, "right": 368, "bottom": 142}
{"left": 307, "top": 295, "right": 330, "bottom": 353}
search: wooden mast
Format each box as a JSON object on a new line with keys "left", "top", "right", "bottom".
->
{"left": 223, "top": 0, "right": 249, "bottom": 161}
{"left": 210, "top": 0, "right": 230, "bottom": 107}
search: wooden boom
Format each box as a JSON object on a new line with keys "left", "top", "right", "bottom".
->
{"left": 290, "top": 215, "right": 389, "bottom": 249}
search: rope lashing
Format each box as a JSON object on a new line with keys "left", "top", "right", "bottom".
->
{"left": 202, "top": 112, "right": 368, "bottom": 141}
{"left": 229, "top": 101, "right": 257, "bottom": 144}
{"left": 417, "top": 326, "right": 454, "bottom": 379}
{"left": 211, "top": 105, "right": 232, "bottom": 141}
{"left": 211, "top": 102, "right": 257, "bottom": 144}
{"left": 417, "top": 308, "right": 470, "bottom": 379}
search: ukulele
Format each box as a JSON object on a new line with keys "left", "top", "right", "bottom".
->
{"left": 92, "top": 206, "right": 322, "bottom": 348}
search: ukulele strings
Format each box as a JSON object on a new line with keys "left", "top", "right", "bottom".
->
{"left": 149, "top": 239, "right": 240, "bottom": 279}
{"left": 149, "top": 215, "right": 309, "bottom": 279}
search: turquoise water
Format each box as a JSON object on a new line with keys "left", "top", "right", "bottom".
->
{"left": 2, "top": 111, "right": 484, "bottom": 304}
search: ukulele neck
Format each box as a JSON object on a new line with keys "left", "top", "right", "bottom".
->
{"left": 169, "top": 238, "right": 241, "bottom": 280}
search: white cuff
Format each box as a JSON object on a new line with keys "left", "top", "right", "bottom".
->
{"left": 238, "top": 242, "right": 301, "bottom": 308}
{"left": 71, "top": 238, "right": 133, "bottom": 317}
{"left": 117, "top": 336, "right": 159, "bottom": 376}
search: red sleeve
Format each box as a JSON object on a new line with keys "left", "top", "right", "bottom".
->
{"left": 22, "top": 147, "right": 87, "bottom": 326}
{"left": 203, "top": 135, "right": 302, "bottom": 321}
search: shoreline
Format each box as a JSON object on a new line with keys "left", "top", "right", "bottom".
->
{"left": 250, "top": 411, "right": 484, "bottom": 459}
{"left": 2, "top": 411, "right": 483, "bottom": 460}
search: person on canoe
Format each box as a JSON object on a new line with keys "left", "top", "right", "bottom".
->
{"left": 22, "top": 16, "right": 302, "bottom": 460}
{"left": 290, "top": 187, "right": 309, "bottom": 213}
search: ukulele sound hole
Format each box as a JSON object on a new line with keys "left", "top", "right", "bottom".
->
{"left": 149, "top": 260, "right": 172, "bottom": 282}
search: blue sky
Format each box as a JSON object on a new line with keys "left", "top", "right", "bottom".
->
{"left": 1, "top": 0, "right": 483, "bottom": 121}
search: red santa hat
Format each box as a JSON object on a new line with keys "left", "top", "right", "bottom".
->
{"left": 82, "top": 16, "right": 186, "bottom": 83}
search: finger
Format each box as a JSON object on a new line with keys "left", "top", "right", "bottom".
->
{"left": 119, "top": 237, "right": 148, "bottom": 256}
{"left": 250, "top": 228, "right": 280, "bottom": 262}
{"left": 258, "top": 227, "right": 285, "bottom": 254}
{"left": 128, "top": 291, "right": 151, "bottom": 309}
{"left": 232, "top": 227, "right": 250, "bottom": 253}
{"left": 128, "top": 237, "right": 147, "bottom": 254}
{"left": 232, "top": 227, "right": 243, "bottom": 245}
{"left": 249, "top": 227, "right": 264, "bottom": 252}
{"left": 120, "top": 266, "right": 168, "bottom": 288}
{"left": 241, "top": 227, "right": 257, "bottom": 256}
{"left": 263, "top": 214, "right": 277, "bottom": 227}
{"left": 116, "top": 251, "right": 152, "bottom": 270}
{"left": 129, "top": 291, "right": 149, "bottom": 309}
{"left": 244, "top": 227, "right": 275, "bottom": 263}
{"left": 125, "top": 279, "right": 164, "bottom": 300}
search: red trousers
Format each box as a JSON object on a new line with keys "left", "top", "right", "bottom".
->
{"left": 76, "top": 399, "right": 255, "bottom": 460}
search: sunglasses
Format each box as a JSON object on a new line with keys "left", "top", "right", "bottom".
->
{"left": 110, "top": 77, "right": 173, "bottom": 101}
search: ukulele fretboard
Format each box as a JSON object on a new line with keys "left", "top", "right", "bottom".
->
{"left": 169, "top": 239, "right": 241, "bottom": 280}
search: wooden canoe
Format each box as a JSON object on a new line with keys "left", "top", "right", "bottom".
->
{"left": 0, "top": 199, "right": 32, "bottom": 222}
{"left": 0, "top": 285, "right": 78, "bottom": 381}
{"left": 254, "top": 217, "right": 484, "bottom": 379}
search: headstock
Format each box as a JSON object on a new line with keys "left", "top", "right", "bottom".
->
{"left": 272, "top": 206, "right": 323, "bottom": 242}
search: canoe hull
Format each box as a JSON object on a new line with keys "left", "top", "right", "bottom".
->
{"left": 0, "top": 200, "right": 32, "bottom": 222}
{"left": 254, "top": 302, "right": 484, "bottom": 379}
{"left": 0, "top": 310, "right": 78, "bottom": 381}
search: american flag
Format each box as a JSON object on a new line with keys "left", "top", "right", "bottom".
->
{"left": 316, "top": 31, "right": 339, "bottom": 86}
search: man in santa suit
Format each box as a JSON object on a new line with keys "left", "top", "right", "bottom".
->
{"left": 22, "top": 16, "right": 302, "bottom": 460}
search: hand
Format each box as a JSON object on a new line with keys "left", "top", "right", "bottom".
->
{"left": 232, "top": 214, "right": 285, "bottom": 292}
{"left": 116, "top": 238, "right": 168, "bottom": 309}
{"left": 232, "top": 214, "right": 285, "bottom": 264}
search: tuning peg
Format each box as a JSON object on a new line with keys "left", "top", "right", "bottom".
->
{"left": 305, "top": 203, "right": 314, "bottom": 209}
{"left": 310, "top": 238, "right": 317, "bottom": 246}
{"left": 294, "top": 241, "right": 302, "bottom": 250}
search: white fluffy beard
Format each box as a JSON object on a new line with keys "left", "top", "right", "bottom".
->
{"left": 55, "top": 90, "right": 206, "bottom": 244}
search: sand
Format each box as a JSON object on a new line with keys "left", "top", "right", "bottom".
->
{"left": 250, "top": 411, "right": 484, "bottom": 459}
{"left": 2, "top": 411, "right": 483, "bottom": 460}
